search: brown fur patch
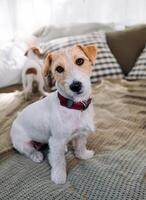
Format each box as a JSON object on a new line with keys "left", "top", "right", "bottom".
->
{"left": 68, "top": 45, "right": 94, "bottom": 75}
{"left": 24, "top": 47, "right": 43, "bottom": 58}
{"left": 32, "top": 47, "right": 43, "bottom": 58}
{"left": 26, "top": 68, "right": 37, "bottom": 75}
{"left": 77, "top": 44, "right": 97, "bottom": 64}
{"left": 44, "top": 54, "right": 52, "bottom": 77}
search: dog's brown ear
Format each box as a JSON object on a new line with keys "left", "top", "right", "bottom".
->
{"left": 31, "top": 47, "right": 43, "bottom": 58}
{"left": 77, "top": 44, "right": 97, "bottom": 64}
{"left": 44, "top": 54, "right": 52, "bottom": 77}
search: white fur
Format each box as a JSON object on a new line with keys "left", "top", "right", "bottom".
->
{"left": 22, "top": 49, "right": 48, "bottom": 99}
{"left": 11, "top": 47, "right": 95, "bottom": 184}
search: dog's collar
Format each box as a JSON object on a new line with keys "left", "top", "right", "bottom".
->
{"left": 57, "top": 92, "right": 92, "bottom": 111}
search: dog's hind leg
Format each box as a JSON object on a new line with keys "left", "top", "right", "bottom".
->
{"left": 23, "top": 75, "right": 34, "bottom": 100}
{"left": 11, "top": 126, "right": 44, "bottom": 163}
{"left": 20, "top": 142, "right": 44, "bottom": 163}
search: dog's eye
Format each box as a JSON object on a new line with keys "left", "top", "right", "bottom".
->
{"left": 55, "top": 66, "right": 64, "bottom": 73}
{"left": 76, "top": 58, "right": 84, "bottom": 66}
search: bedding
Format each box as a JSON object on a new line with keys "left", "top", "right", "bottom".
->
{"left": 0, "top": 41, "right": 26, "bottom": 88}
{"left": 40, "top": 32, "right": 124, "bottom": 90}
{"left": 0, "top": 80, "right": 146, "bottom": 200}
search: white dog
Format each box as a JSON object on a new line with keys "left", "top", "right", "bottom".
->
{"left": 10, "top": 44, "right": 97, "bottom": 184}
{"left": 22, "top": 47, "right": 48, "bottom": 99}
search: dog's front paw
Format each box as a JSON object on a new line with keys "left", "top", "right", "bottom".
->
{"left": 51, "top": 169, "right": 66, "bottom": 184}
{"left": 75, "top": 150, "right": 94, "bottom": 160}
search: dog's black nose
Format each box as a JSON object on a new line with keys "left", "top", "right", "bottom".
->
{"left": 70, "top": 81, "right": 82, "bottom": 93}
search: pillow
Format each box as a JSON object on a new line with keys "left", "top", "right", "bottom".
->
{"left": 34, "top": 22, "right": 115, "bottom": 42}
{"left": 126, "top": 45, "right": 146, "bottom": 80}
{"left": 40, "top": 31, "right": 124, "bottom": 90}
{"left": 106, "top": 25, "right": 146, "bottom": 76}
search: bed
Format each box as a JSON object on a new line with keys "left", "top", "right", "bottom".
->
{"left": 1, "top": 24, "right": 146, "bottom": 199}
{"left": 0, "top": 79, "right": 146, "bottom": 200}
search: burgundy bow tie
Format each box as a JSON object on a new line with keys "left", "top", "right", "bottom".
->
{"left": 57, "top": 92, "right": 92, "bottom": 111}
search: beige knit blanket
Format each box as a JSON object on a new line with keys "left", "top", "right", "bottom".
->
{"left": 0, "top": 79, "right": 146, "bottom": 200}
{"left": 0, "top": 79, "right": 146, "bottom": 156}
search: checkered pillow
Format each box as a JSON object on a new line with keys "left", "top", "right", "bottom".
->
{"left": 127, "top": 45, "right": 146, "bottom": 80}
{"left": 40, "top": 32, "right": 123, "bottom": 89}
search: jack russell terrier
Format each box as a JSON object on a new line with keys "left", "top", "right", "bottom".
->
{"left": 10, "top": 44, "right": 97, "bottom": 184}
{"left": 22, "top": 47, "right": 48, "bottom": 99}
